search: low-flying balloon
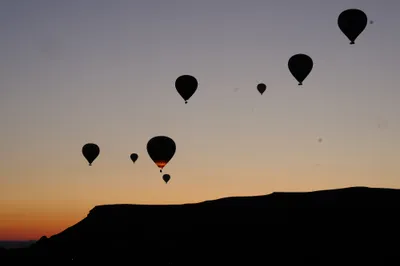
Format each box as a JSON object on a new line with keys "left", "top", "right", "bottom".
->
{"left": 162, "top": 174, "right": 171, "bottom": 184}
{"left": 338, "top": 9, "right": 368, "bottom": 45}
{"left": 288, "top": 54, "right": 313, "bottom": 85}
{"left": 175, "top": 75, "right": 198, "bottom": 104}
{"left": 257, "top": 83, "right": 266, "bottom": 95}
{"left": 147, "top": 136, "right": 176, "bottom": 173}
{"left": 130, "top": 153, "right": 138, "bottom": 163}
{"left": 82, "top": 143, "right": 100, "bottom": 166}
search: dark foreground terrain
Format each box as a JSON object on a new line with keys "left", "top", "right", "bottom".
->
{"left": 2, "top": 186, "right": 400, "bottom": 265}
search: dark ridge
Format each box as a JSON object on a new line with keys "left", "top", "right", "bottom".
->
{"left": 2, "top": 186, "right": 400, "bottom": 265}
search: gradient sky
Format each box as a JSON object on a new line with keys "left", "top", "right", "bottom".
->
{"left": 1, "top": 0, "right": 399, "bottom": 240}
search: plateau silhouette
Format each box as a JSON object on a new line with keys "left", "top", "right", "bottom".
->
{"left": 1, "top": 186, "right": 399, "bottom": 264}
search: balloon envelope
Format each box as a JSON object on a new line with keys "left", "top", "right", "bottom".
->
{"left": 130, "top": 153, "right": 138, "bottom": 163}
{"left": 175, "top": 75, "right": 198, "bottom": 104}
{"left": 338, "top": 9, "right": 367, "bottom": 44}
{"left": 147, "top": 136, "right": 176, "bottom": 172}
{"left": 288, "top": 54, "right": 313, "bottom": 85}
{"left": 162, "top": 174, "right": 171, "bottom": 184}
{"left": 82, "top": 143, "right": 100, "bottom": 166}
{"left": 257, "top": 83, "right": 266, "bottom": 95}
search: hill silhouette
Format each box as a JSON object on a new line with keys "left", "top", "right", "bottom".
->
{"left": 2, "top": 186, "right": 400, "bottom": 264}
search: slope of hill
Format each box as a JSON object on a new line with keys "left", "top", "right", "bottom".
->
{"left": 2, "top": 186, "right": 400, "bottom": 265}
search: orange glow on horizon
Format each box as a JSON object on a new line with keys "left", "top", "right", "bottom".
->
{"left": 0, "top": 217, "right": 81, "bottom": 241}
{"left": 0, "top": 202, "right": 88, "bottom": 241}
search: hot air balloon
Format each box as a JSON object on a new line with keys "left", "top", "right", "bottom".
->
{"left": 147, "top": 136, "right": 176, "bottom": 173}
{"left": 130, "top": 153, "right": 138, "bottom": 163}
{"left": 82, "top": 143, "right": 100, "bottom": 166}
{"left": 288, "top": 54, "right": 313, "bottom": 85}
{"left": 257, "top": 83, "right": 266, "bottom": 95}
{"left": 175, "top": 75, "right": 198, "bottom": 104}
{"left": 162, "top": 174, "right": 171, "bottom": 184}
{"left": 338, "top": 9, "right": 368, "bottom": 45}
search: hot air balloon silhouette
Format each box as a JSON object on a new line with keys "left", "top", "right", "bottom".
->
{"left": 82, "top": 143, "right": 100, "bottom": 166}
{"left": 147, "top": 136, "right": 176, "bottom": 173}
{"left": 175, "top": 75, "right": 198, "bottom": 104}
{"left": 288, "top": 54, "right": 313, "bottom": 85}
{"left": 130, "top": 153, "right": 138, "bottom": 163}
{"left": 257, "top": 83, "right": 266, "bottom": 95}
{"left": 162, "top": 174, "right": 171, "bottom": 184}
{"left": 338, "top": 9, "right": 368, "bottom": 45}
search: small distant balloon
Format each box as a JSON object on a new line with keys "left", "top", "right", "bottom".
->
{"left": 318, "top": 138, "right": 323, "bottom": 143}
{"left": 147, "top": 136, "right": 176, "bottom": 173}
{"left": 175, "top": 75, "right": 198, "bottom": 104}
{"left": 338, "top": 9, "right": 368, "bottom": 45}
{"left": 162, "top": 174, "right": 171, "bottom": 184}
{"left": 130, "top": 153, "right": 138, "bottom": 163}
{"left": 257, "top": 83, "right": 266, "bottom": 95}
{"left": 82, "top": 143, "right": 100, "bottom": 166}
{"left": 288, "top": 54, "right": 313, "bottom": 85}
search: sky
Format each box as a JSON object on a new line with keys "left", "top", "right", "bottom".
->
{"left": 0, "top": 0, "right": 399, "bottom": 240}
